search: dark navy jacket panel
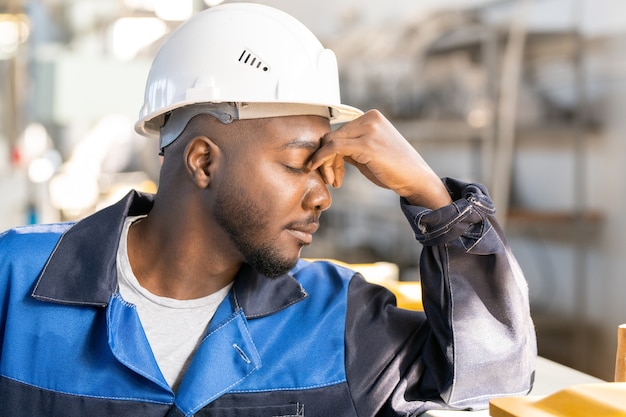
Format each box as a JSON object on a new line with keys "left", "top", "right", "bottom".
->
{"left": 193, "top": 384, "right": 355, "bottom": 416}
{"left": 0, "top": 374, "right": 354, "bottom": 417}
{"left": 0, "top": 376, "right": 173, "bottom": 417}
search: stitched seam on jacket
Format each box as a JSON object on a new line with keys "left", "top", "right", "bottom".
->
{"left": 105, "top": 303, "right": 169, "bottom": 389}
{"left": 245, "top": 288, "right": 309, "bottom": 319}
{"left": 464, "top": 222, "right": 493, "bottom": 252}
{"left": 202, "top": 310, "right": 242, "bottom": 341}
{"left": 445, "top": 244, "right": 458, "bottom": 404}
{"left": 184, "top": 367, "right": 259, "bottom": 417}
{"left": 229, "top": 378, "right": 347, "bottom": 394}
{"left": 417, "top": 202, "right": 472, "bottom": 240}
{"left": 0, "top": 374, "right": 173, "bottom": 404}
{"left": 449, "top": 387, "right": 532, "bottom": 406}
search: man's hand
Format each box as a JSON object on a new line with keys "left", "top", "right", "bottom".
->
{"left": 309, "top": 110, "right": 453, "bottom": 210}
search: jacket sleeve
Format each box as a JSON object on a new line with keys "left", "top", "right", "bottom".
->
{"left": 344, "top": 177, "right": 536, "bottom": 415}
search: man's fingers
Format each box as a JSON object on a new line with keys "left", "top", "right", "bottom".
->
{"left": 320, "top": 163, "right": 334, "bottom": 188}
{"left": 315, "top": 154, "right": 345, "bottom": 188}
{"left": 331, "top": 154, "right": 345, "bottom": 188}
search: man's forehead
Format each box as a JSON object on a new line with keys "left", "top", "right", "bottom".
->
{"left": 236, "top": 115, "right": 329, "bottom": 148}
{"left": 275, "top": 137, "right": 322, "bottom": 151}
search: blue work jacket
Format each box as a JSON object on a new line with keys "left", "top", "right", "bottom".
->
{"left": 0, "top": 178, "right": 536, "bottom": 416}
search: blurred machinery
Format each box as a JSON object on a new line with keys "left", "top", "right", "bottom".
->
{"left": 307, "top": 1, "right": 600, "bottom": 271}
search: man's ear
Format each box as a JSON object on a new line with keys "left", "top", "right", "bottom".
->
{"left": 184, "top": 136, "right": 219, "bottom": 189}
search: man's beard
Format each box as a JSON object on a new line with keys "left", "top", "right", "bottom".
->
{"left": 213, "top": 184, "right": 299, "bottom": 278}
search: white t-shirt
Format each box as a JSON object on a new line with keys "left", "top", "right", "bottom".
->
{"left": 117, "top": 216, "right": 232, "bottom": 392}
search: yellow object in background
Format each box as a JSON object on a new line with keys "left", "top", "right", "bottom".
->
{"left": 375, "top": 279, "right": 423, "bottom": 312}
{"left": 489, "top": 383, "right": 626, "bottom": 417}
{"left": 616, "top": 324, "right": 626, "bottom": 383}
{"left": 306, "top": 259, "right": 423, "bottom": 311}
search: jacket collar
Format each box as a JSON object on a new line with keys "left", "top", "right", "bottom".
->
{"left": 31, "top": 190, "right": 307, "bottom": 317}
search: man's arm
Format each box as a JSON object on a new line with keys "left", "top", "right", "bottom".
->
{"left": 345, "top": 179, "right": 536, "bottom": 414}
{"left": 310, "top": 111, "right": 536, "bottom": 414}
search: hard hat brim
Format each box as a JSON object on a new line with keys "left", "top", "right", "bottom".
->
{"left": 134, "top": 101, "right": 364, "bottom": 139}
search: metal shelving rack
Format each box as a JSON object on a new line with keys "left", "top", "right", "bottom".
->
{"left": 333, "top": 0, "right": 602, "bottom": 373}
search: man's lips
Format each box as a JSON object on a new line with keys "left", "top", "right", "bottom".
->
{"left": 286, "top": 222, "right": 319, "bottom": 245}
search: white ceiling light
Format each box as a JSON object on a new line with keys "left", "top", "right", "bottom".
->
{"left": 154, "top": 0, "right": 194, "bottom": 21}
{"left": 123, "top": 0, "right": 156, "bottom": 11}
{"left": 110, "top": 17, "right": 167, "bottom": 60}
{"left": 204, "top": 0, "right": 225, "bottom": 7}
{"left": 0, "top": 14, "right": 29, "bottom": 60}
{"left": 28, "top": 157, "right": 56, "bottom": 184}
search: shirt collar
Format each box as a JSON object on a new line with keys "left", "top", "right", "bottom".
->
{"left": 31, "top": 190, "right": 307, "bottom": 317}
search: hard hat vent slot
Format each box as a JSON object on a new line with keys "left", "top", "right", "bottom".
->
{"left": 238, "top": 49, "right": 270, "bottom": 72}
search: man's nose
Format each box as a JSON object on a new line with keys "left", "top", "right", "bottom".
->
{"left": 303, "top": 170, "right": 332, "bottom": 211}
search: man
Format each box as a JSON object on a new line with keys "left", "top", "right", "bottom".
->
{"left": 0, "top": 3, "right": 536, "bottom": 416}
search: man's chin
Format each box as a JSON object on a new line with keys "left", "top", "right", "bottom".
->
{"left": 247, "top": 252, "right": 299, "bottom": 278}
{"left": 262, "top": 258, "right": 299, "bottom": 278}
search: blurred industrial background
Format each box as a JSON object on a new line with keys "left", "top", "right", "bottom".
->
{"left": 1, "top": 0, "right": 625, "bottom": 381}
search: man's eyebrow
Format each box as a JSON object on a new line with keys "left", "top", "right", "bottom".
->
{"left": 276, "top": 137, "right": 320, "bottom": 151}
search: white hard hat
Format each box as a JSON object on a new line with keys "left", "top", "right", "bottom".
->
{"left": 134, "top": 2, "right": 363, "bottom": 150}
